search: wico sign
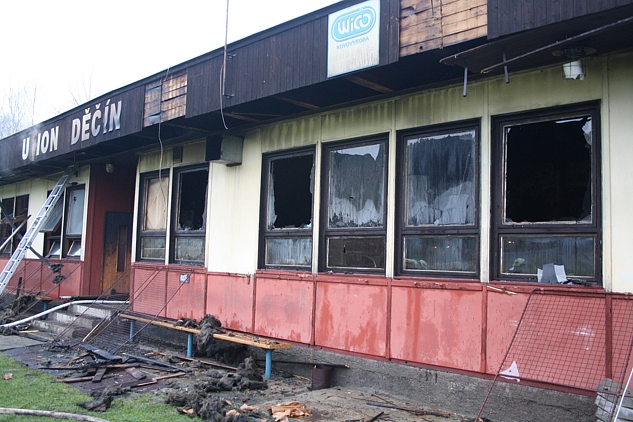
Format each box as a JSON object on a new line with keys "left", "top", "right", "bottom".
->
{"left": 327, "top": 0, "right": 380, "bottom": 78}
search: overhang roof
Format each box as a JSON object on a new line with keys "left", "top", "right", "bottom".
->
{"left": 3, "top": 2, "right": 633, "bottom": 187}
{"left": 440, "top": 4, "right": 633, "bottom": 75}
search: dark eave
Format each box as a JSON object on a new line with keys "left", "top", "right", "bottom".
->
{"left": 441, "top": 4, "right": 633, "bottom": 75}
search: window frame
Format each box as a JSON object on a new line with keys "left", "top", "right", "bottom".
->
{"left": 169, "top": 164, "right": 209, "bottom": 266}
{"left": 490, "top": 102, "right": 602, "bottom": 283}
{"left": 258, "top": 146, "right": 315, "bottom": 271}
{"left": 319, "top": 135, "right": 389, "bottom": 274}
{"left": 42, "top": 191, "right": 63, "bottom": 258}
{"left": 137, "top": 171, "right": 170, "bottom": 263}
{"left": 63, "top": 185, "right": 85, "bottom": 259}
{"left": 0, "top": 195, "right": 29, "bottom": 256}
{"left": 395, "top": 120, "right": 481, "bottom": 277}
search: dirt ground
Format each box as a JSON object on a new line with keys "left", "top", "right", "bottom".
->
{"left": 2, "top": 335, "right": 470, "bottom": 422}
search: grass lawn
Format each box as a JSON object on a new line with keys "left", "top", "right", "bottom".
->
{"left": 0, "top": 352, "right": 198, "bottom": 421}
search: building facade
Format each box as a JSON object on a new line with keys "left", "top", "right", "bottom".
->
{"left": 2, "top": 0, "right": 633, "bottom": 395}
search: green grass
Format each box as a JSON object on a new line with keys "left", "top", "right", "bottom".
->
{"left": 0, "top": 353, "right": 198, "bottom": 421}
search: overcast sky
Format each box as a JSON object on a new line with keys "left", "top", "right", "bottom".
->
{"left": 0, "top": 0, "right": 341, "bottom": 125}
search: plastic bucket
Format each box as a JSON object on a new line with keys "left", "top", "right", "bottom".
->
{"left": 311, "top": 364, "right": 333, "bottom": 390}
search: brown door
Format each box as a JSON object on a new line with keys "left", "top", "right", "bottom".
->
{"left": 101, "top": 212, "right": 133, "bottom": 294}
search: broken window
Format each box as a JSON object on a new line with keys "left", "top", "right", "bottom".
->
{"left": 171, "top": 166, "right": 208, "bottom": 265}
{"left": 42, "top": 191, "right": 63, "bottom": 258}
{"left": 398, "top": 124, "right": 479, "bottom": 275}
{"left": 0, "top": 195, "right": 28, "bottom": 256}
{"left": 492, "top": 103, "right": 601, "bottom": 282}
{"left": 64, "top": 186, "right": 85, "bottom": 259}
{"left": 138, "top": 172, "right": 169, "bottom": 261}
{"left": 321, "top": 139, "right": 387, "bottom": 272}
{"left": 259, "top": 148, "right": 314, "bottom": 269}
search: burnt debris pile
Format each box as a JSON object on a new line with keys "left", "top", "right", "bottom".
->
{"left": 194, "top": 314, "right": 250, "bottom": 366}
{"left": 166, "top": 358, "right": 270, "bottom": 421}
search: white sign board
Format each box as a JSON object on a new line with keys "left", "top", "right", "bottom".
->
{"left": 327, "top": 0, "right": 380, "bottom": 78}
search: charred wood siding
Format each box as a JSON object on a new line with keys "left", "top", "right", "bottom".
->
{"left": 143, "top": 72, "right": 187, "bottom": 127}
{"left": 186, "top": 17, "right": 327, "bottom": 119}
{"left": 400, "top": 0, "right": 487, "bottom": 56}
{"left": 186, "top": 0, "right": 399, "bottom": 119}
{"left": 488, "top": 0, "right": 633, "bottom": 38}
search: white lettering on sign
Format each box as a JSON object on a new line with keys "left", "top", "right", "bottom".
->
{"left": 21, "top": 96, "right": 123, "bottom": 161}
{"left": 71, "top": 99, "right": 122, "bottom": 145}
{"left": 22, "top": 126, "right": 59, "bottom": 160}
{"left": 327, "top": 0, "right": 380, "bottom": 78}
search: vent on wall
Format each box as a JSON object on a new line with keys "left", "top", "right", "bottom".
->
{"left": 205, "top": 135, "right": 243, "bottom": 166}
{"left": 173, "top": 146, "right": 183, "bottom": 163}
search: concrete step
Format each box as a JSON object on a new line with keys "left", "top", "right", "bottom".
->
{"left": 48, "top": 310, "right": 100, "bottom": 329}
{"left": 31, "top": 318, "right": 93, "bottom": 339}
{"left": 69, "top": 303, "right": 120, "bottom": 319}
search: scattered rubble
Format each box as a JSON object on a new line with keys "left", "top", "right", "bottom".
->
{"left": 1, "top": 311, "right": 468, "bottom": 421}
{"left": 0, "top": 293, "right": 36, "bottom": 327}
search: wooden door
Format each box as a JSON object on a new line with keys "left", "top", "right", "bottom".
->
{"left": 101, "top": 212, "right": 132, "bottom": 294}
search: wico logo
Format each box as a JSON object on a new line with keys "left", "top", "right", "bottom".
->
{"left": 331, "top": 6, "right": 376, "bottom": 42}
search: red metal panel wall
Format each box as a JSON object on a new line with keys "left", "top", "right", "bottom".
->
{"left": 16, "top": 259, "right": 40, "bottom": 294}
{"left": 22, "top": 260, "right": 42, "bottom": 296}
{"left": 390, "top": 284, "right": 483, "bottom": 372}
{"left": 58, "top": 262, "right": 82, "bottom": 298}
{"left": 485, "top": 288, "right": 530, "bottom": 374}
{"left": 131, "top": 266, "right": 167, "bottom": 317}
{"left": 4, "top": 260, "right": 26, "bottom": 295}
{"left": 206, "top": 274, "right": 254, "bottom": 332}
{"left": 611, "top": 297, "right": 633, "bottom": 382}
{"left": 166, "top": 271, "right": 207, "bottom": 320}
{"left": 254, "top": 273, "right": 314, "bottom": 343}
{"left": 315, "top": 275, "right": 388, "bottom": 356}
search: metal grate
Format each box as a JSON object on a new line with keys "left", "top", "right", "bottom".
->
{"left": 478, "top": 289, "right": 633, "bottom": 421}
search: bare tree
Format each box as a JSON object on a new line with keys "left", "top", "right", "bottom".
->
{"left": 68, "top": 67, "right": 101, "bottom": 107}
{"left": 0, "top": 83, "right": 38, "bottom": 138}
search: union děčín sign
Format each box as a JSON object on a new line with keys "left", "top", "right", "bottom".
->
{"left": 0, "top": 87, "right": 143, "bottom": 174}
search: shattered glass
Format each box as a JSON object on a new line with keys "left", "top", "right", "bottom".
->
{"left": 405, "top": 130, "right": 475, "bottom": 226}
{"left": 328, "top": 143, "right": 385, "bottom": 228}
{"left": 176, "top": 169, "right": 208, "bottom": 232}
{"left": 504, "top": 116, "right": 592, "bottom": 224}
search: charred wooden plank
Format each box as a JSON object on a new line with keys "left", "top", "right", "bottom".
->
{"left": 81, "top": 344, "right": 122, "bottom": 363}
{"left": 125, "top": 367, "right": 147, "bottom": 380}
{"left": 121, "top": 353, "right": 186, "bottom": 372}
{"left": 92, "top": 367, "right": 107, "bottom": 382}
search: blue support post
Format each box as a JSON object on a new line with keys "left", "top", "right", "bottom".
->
{"left": 265, "top": 350, "right": 272, "bottom": 379}
{"left": 41, "top": 300, "right": 51, "bottom": 320}
{"left": 187, "top": 333, "right": 193, "bottom": 358}
{"left": 129, "top": 320, "right": 135, "bottom": 343}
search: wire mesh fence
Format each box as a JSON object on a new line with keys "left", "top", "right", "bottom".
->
{"left": 478, "top": 289, "right": 633, "bottom": 422}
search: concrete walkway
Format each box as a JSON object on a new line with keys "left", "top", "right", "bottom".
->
{"left": 0, "top": 335, "right": 44, "bottom": 351}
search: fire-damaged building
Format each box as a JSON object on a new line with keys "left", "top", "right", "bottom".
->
{"left": 1, "top": 0, "right": 633, "bottom": 418}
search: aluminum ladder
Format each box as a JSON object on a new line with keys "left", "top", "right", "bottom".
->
{"left": 0, "top": 166, "right": 75, "bottom": 296}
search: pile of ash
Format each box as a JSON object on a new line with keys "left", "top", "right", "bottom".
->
{"left": 166, "top": 357, "right": 269, "bottom": 421}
